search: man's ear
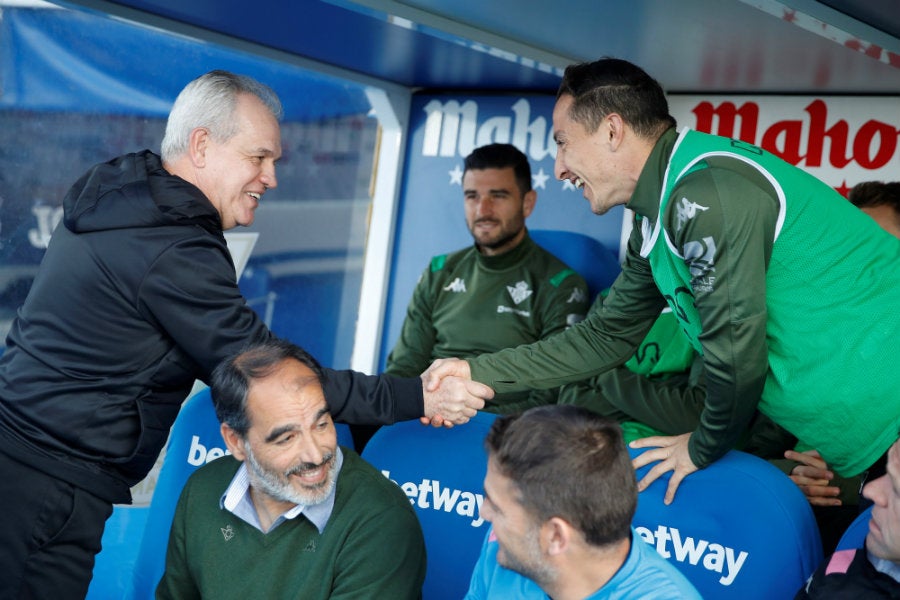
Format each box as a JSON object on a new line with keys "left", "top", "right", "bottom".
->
{"left": 522, "top": 189, "right": 537, "bottom": 218}
{"left": 543, "top": 516, "right": 572, "bottom": 557}
{"left": 188, "top": 127, "right": 210, "bottom": 168}
{"left": 605, "top": 113, "right": 626, "bottom": 151}
{"left": 221, "top": 422, "right": 247, "bottom": 461}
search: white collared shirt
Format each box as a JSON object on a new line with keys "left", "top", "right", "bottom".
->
{"left": 220, "top": 447, "right": 343, "bottom": 534}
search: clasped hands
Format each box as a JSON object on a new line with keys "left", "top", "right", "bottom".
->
{"left": 420, "top": 358, "right": 701, "bottom": 502}
{"left": 419, "top": 358, "right": 493, "bottom": 428}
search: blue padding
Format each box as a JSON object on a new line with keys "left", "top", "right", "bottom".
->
{"left": 836, "top": 506, "right": 872, "bottom": 550}
{"left": 130, "top": 387, "right": 355, "bottom": 598}
{"left": 361, "top": 411, "right": 497, "bottom": 600}
{"left": 630, "top": 447, "right": 823, "bottom": 599}
{"left": 529, "top": 229, "right": 621, "bottom": 298}
{"left": 87, "top": 506, "right": 149, "bottom": 600}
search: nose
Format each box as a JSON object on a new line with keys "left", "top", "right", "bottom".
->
{"left": 862, "top": 472, "right": 888, "bottom": 506}
{"left": 295, "top": 433, "right": 325, "bottom": 466}
{"left": 479, "top": 500, "right": 494, "bottom": 524}
{"left": 261, "top": 162, "right": 278, "bottom": 191}
{"left": 554, "top": 152, "right": 568, "bottom": 181}
{"left": 475, "top": 195, "right": 494, "bottom": 217}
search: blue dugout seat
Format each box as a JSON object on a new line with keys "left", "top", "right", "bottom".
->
{"left": 836, "top": 506, "right": 872, "bottom": 550}
{"left": 529, "top": 229, "right": 621, "bottom": 298}
{"left": 630, "top": 446, "right": 823, "bottom": 599}
{"left": 361, "top": 411, "right": 498, "bottom": 600}
{"left": 123, "top": 386, "right": 353, "bottom": 598}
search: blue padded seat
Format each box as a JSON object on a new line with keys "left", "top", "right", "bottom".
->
{"left": 836, "top": 506, "right": 872, "bottom": 551}
{"left": 529, "top": 229, "right": 621, "bottom": 298}
{"left": 630, "top": 446, "right": 823, "bottom": 599}
{"left": 361, "top": 411, "right": 498, "bottom": 600}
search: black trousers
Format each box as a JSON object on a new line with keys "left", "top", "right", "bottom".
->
{"left": 0, "top": 452, "right": 112, "bottom": 600}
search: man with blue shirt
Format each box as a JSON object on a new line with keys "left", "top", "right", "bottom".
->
{"left": 157, "top": 338, "right": 426, "bottom": 599}
{"left": 465, "top": 405, "right": 699, "bottom": 599}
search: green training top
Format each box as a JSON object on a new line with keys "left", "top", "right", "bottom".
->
{"left": 386, "top": 230, "right": 589, "bottom": 412}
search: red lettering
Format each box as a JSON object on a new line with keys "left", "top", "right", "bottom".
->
{"left": 760, "top": 120, "right": 804, "bottom": 164}
{"left": 691, "top": 101, "right": 759, "bottom": 143}
{"left": 804, "top": 100, "right": 851, "bottom": 168}
{"left": 690, "top": 98, "right": 899, "bottom": 171}
{"left": 853, "top": 120, "right": 898, "bottom": 169}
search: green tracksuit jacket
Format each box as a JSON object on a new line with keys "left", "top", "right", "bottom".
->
{"left": 386, "top": 230, "right": 589, "bottom": 412}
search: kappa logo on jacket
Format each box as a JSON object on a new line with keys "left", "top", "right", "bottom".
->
{"left": 567, "top": 287, "right": 586, "bottom": 304}
{"left": 506, "top": 281, "right": 532, "bottom": 305}
{"left": 443, "top": 277, "right": 467, "bottom": 293}
{"left": 676, "top": 197, "right": 710, "bottom": 233}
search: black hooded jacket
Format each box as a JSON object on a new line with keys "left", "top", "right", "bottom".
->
{"left": 0, "top": 151, "right": 422, "bottom": 503}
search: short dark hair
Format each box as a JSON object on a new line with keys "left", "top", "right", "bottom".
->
{"left": 557, "top": 58, "right": 676, "bottom": 141}
{"left": 485, "top": 404, "right": 636, "bottom": 547}
{"left": 849, "top": 181, "right": 900, "bottom": 211}
{"left": 210, "top": 337, "right": 324, "bottom": 436}
{"left": 463, "top": 143, "right": 532, "bottom": 195}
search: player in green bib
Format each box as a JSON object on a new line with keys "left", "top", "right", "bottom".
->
{"left": 423, "top": 58, "right": 900, "bottom": 505}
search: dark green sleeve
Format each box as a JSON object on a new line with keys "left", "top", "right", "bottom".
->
{"left": 384, "top": 266, "right": 438, "bottom": 377}
{"left": 469, "top": 222, "right": 665, "bottom": 392}
{"left": 518, "top": 267, "right": 590, "bottom": 409}
{"left": 667, "top": 161, "right": 778, "bottom": 468}
{"left": 591, "top": 363, "right": 706, "bottom": 434}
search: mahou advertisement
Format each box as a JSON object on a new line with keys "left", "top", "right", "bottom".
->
{"left": 669, "top": 95, "right": 900, "bottom": 196}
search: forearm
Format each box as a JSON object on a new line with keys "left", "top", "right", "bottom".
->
{"left": 599, "top": 367, "right": 705, "bottom": 434}
{"left": 470, "top": 253, "right": 663, "bottom": 392}
{"left": 323, "top": 369, "right": 424, "bottom": 424}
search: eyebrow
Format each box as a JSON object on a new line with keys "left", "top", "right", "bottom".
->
{"left": 464, "top": 187, "right": 512, "bottom": 196}
{"left": 262, "top": 406, "right": 330, "bottom": 443}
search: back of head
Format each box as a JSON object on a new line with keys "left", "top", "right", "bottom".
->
{"left": 161, "top": 69, "right": 284, "bottom": 163}
{"left": 209, "top": 337, "right": 323, "bottom": 437}
{"left": 485, "top": 405, "right": 636, "bottom": 547}
{"left": 848, "top": 180, "right": 900, "bottom": 237}
{"left": 849, "top": 180, "right": 900, "bottom": 211}
{"left": 557, "top": 58, "right": 675, "bottom": 141}
{"left": 464, "top": 143, "right": 532, "bottom": 195}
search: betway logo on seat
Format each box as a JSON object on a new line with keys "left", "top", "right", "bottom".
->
{"left": 635, "top": 524, "right": 748, "bottom": 586}
{"left": 381, "top": 470, "right": 485, "bottom": 528}
{"left": 186, "top": 435, "right": 231, "bottom": 466}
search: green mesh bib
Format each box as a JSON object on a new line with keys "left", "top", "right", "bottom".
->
{"left": 642, "top": 129, "right": 900, "bottom": 476}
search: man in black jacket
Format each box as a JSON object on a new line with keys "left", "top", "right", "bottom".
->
{"left": 0, "top": 70, "right": 490, "bottom": 598}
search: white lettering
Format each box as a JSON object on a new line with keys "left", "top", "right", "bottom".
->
{"left": 421, "top": 98, "right": 555, "bottom": 162}
{"left": 634, "top": 524, "right": 748, "bottom": 586}
{"left": 186, "top": 435, "right": 231, "bottom": 466}
{"left": 381, "top": 470, "right": 485, "bottom": 527}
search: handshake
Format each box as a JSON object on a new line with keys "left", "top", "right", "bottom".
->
{"left": 419, "top": 358, "right": 494, "bottom": 428}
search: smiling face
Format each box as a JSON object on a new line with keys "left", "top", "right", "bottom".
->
{"left": 197, "top": 93, "right": 281, "bottom": 230}
{"left": 223, "top": 358, "right": 338, "bottom": 512}
{"left": 863, "top": 439, "right": 900, "bottom": 561}
{"left": 480, "top": 457, "right": 556, "bottom": 586}
{"left": 463, "top": 167, "right": 535, "bottom": 256}
{"left": 552, "top": 94, "right": 631, "bottom": 216}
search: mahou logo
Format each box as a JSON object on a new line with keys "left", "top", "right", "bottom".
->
{"left": 671, "top": 96, "right": 900, "bottom": 192}
{"left": 420, "top": 98, "right": 555, "bottom": 162}
{"left": 417, "top": 95, "right": 899, "bottom": 195}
